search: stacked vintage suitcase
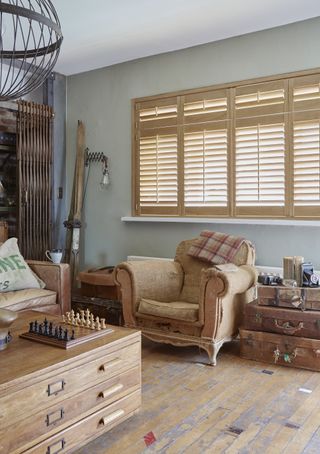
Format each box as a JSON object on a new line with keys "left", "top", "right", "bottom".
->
{"left": 240, "top": 285, "right": 320, "bottom": 371}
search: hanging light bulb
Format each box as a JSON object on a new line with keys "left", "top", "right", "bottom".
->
{"left": 100, "top": 157, "right": 110, "bottom": 190}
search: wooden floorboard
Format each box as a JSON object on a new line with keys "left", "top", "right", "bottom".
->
{"left": 75, "top": 339, "right": 320, "bottom": 454}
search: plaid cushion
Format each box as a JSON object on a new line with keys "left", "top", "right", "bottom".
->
{"left": 188, "top": 230, "right": 248, "bottom": 264}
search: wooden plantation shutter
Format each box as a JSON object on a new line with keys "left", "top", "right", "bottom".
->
{"left": 182, "top": 89, "right": 230, "bottom": 216}
{"left": 135, "top": 97, "right": 179, "bottom": 215}
{"left": 133, "top": 69, "right": 320, "bottom": 220}
{"left": 291, "top": 75, "right": 320, "bottom": 218}
{"left": 234, "top": 81, "right": 287, "bottom": 217}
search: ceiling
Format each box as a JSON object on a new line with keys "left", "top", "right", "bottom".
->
{"left": 53, "top": 0, "right": 320, "bottom": 76}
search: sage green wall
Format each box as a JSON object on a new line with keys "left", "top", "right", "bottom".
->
{"left": 66, "top": 17, "right": 320, "bottom": 268}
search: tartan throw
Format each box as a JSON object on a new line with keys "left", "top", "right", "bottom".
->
{"left": 188, "top": 230, "right": 247, "bottom": 264}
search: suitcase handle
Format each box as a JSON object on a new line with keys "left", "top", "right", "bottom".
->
{"left": 274, "top": 320, "right": 304, "bottom": 335}
{"left": 273, "top": 347, "right": 297, "bottom": 364}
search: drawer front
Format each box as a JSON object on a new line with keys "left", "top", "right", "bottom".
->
{"left": 243, "top": 303, "right": 320, "bottom": 339}
{"left": 240, "top": 328, "right": 320, "bottom": 371}
{"left": 1, "top": 366, "right": 140, "bottom": 454}
{"left": 24, "top": 390, "right": 141, "bottom": 454}
{"left": 0, "top": 341, "right": 140, "bottom": 429}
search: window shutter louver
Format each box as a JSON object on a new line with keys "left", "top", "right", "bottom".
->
{"left": 136, "top": 97, "right": 179, "bottom": 215}
{"left": 235, "top": 123, "right": 285, "bottom": 213}
{"left": 234, "top": 81, "right": 287, "bottom": 217}
{"left": 138, "top": 132, "right": 178, "bottom": 214}
{"left": 182, "top": 90, "right": 230, "bottom": 216}
{"left": 183, "top": 127, "right": 229, "bottom": 215}
{"left": 291, "top": 75, "right": 320, "bottom": 217}
{"left": 293, "top": 121, "right": 320, "bottom": 212}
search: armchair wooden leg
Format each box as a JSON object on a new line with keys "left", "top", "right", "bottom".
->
{"left": 205, "top": 338, "right": 230, "bottom": 366}
{"left": 206, "top": 343, "right": 218, "bottom": 366}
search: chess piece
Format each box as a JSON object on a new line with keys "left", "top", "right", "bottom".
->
{"left": 85, "top": 308, "right": 90, "bottom": 320}
{"left": 66, "top": 312, "right": 71, "bottom": 324}
{"left": 34, "top": 320, "right": 38, "bottom": 332}
{"left": 75, "top": 313, "right": 80, "bottom": 326}
{"left": 38, "top": 324, "right": 43, "bottom": 335}
{"left": 71, "top": 312, "right": 75, "bottom": 326}
{"left": 64, "top": 329, "right": 68, "bottom": 341}
{"left": 29, "top": 322, "right": 34, "bottom": 333}
{"left": 44, "top": 319, "right": 49, "bottom": 336}
{"left": 62, "top": 314, "right": 66, "bottom": 323}
{"left": 59, "top": 326, "right": 63, "bottom": 339}
{"left": 71, "top": 329, "right": 75, "bottom": 340}
{"left": 101, "top": 318, "right": 106, "bottom": 329}
{"left": 90, "top": 314, "right": 95, "bottom": 330}
{"left": 54, "top": 327, "right": 59, "bottom": 338}
{"left": 49, "top": 322, "right": 53, "bottom": 336}
{"left": 80, "top": 310, "right": 85, "bottom": 326}
{"left": 95, "top": 316, "right": 101, "bottom": 331}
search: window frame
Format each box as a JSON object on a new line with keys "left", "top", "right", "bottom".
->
{"left": 132, "top": 67, "right": 320, "bottom": 220}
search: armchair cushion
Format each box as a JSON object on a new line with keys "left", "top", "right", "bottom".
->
{"left": 138, "top": 298, "right": 199, "bottom": 322}
{"left": 0, "top": 288, "right": 57, "bottom": 311}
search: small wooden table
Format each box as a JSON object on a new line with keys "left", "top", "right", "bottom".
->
{"left": 0, "top": 311, "right": 141, "bottom": 454}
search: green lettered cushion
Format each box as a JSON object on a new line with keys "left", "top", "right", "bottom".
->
{"left": 0, "top": 238, "right": 42, "bottom": 292}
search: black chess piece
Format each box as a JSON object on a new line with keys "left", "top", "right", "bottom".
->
{"left": 49, "top": 322, "right": 53, "bottom": 336}
{"left": 54, "top": 327, "right": 59, "bottom": 338}
{"left": 64, "top": 329, "right": 68, "bottom": 341}
{"left": 34, "top": 320, "right": 38, "bottom": 332}
{"left": 71, "top": 330, "right": 75, "bottom": 340}
{"left": 58, "top": 326, "right": 63, "bottom": 340}
{"left": 38, "top": 324, "right": 43, "bottom": 335}
{"left": 29, "top": 322, "right": 34, "bottom": 333}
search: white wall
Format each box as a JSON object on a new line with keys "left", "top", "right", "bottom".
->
{"left": 66, "top": 17, "right": 320, "bottom": 269}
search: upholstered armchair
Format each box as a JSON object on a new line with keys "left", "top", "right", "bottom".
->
{"left": 116, "top": 238, "right": 257, "bottom": 365}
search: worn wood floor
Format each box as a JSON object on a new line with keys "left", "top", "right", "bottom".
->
{"left": 76, "top": 339, "right": 320, "bottom": 454}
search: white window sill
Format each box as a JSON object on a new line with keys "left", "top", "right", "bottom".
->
{"left": 121, "top": 216, "right": 320, "bottom": 227}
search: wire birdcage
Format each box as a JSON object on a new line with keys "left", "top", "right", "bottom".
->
{"left": 0, "top": 0, "right": 63, "bottom": 100}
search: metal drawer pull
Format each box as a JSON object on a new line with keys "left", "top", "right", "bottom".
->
{"left": 47, "top": 379, "right": 66, "bottom": 397}
{"left": 99, "top": 409, "right": 125, "bottom": 426}
{"left": 98, "top": 383, "right": 124, "bottom": 398}
{"left": 46, "top": 408, "right": 65, "bottom": 427}
{"left": 273, "top": 347, "right": 297, "bottom": 364}
{"left": 46, "top": 438, "right": 66, "bottom": 454}
{"left": 99, "top": 359, "right": 122, "bottom": 371}
{"left": 274, "top": 320, "right": 304, "bottom": 335}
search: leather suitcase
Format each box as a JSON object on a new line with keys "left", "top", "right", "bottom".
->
{"left": 240, "top": 328, "right": 320, "bottom": 371}
{"left": 257, "top": 285, "right": 320, "bottom": 311}
{"left": 243, "top": 301, "right": 320, "bottom": 339}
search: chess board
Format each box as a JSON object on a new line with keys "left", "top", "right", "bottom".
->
{"left": 20, "top": 319, "right": 113, "bottom": 349}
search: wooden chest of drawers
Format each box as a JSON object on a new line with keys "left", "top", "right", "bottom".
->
{"left": 0, "top": 311, "right": 141, "bottom": 454}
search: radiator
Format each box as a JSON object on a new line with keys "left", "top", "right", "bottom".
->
{"left": 127, "top": 255, "right": 282, "bottom": 276}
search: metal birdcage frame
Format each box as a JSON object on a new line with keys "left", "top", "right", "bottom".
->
{"left": 0, "top": 0, "right": 63, "bottom": 100}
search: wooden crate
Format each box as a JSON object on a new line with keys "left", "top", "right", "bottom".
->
{"left": 240, "top": 328, "right": 320, "bottom": 371}
{"left": 257, "top": 285, "right": 320, "bottom": 311}
{"left": 243, "top": 301, "right": 320, "bottom": 339}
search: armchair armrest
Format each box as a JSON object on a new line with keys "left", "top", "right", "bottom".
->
{"left": 200, "top": 264, "right": 257, "bottom": 338}
{"left": 116, "top": 260, "right": 183, "bottom": 326}
{"left": 202, "top": 264, "right": 257, "bottom": 297}
{"left": 27, "top": 261, "right": 71, "bottom": 314}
